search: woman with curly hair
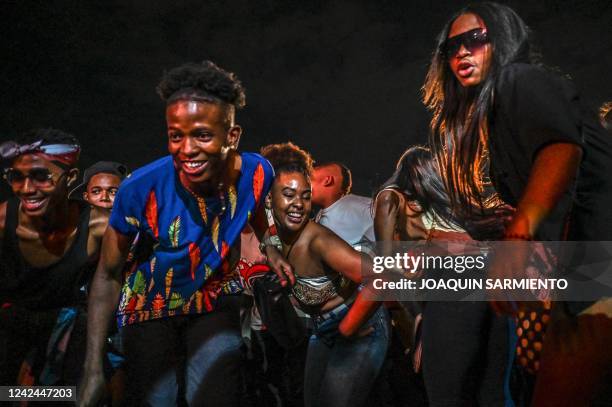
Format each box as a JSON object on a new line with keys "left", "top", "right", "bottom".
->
{"left": 261, "top": 142, "right": 390, "bottom": 407}
{"left": 80, "top": 61, "right": 291, "bottom": 406}
{"left": 424, "top": 2, "right": 612, "bottom": 405}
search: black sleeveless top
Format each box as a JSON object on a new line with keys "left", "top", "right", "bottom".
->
{"left": 0, "top": 198, "right": 94, "bottom": 310}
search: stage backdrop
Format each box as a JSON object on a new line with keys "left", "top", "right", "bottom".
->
{"left": 1, "top": 0, "right": 611, "bottom": 201}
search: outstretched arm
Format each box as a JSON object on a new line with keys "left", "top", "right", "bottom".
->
{"left": 311, "top": 228, "right": 380, "bottom": 336}
{"left": 336, "top": 190, "right": 401, "bottom": 337}
{"left": 79, "top": 226, "right": 131, "bottom": 406}
{"left": 332, "top": 191, "right": 402, "bottom": 337}
{"left": 312, "top": 227, "right": 371, "bottom": 284}
{"left": 250, "top": 203, "right": 295, "bottom": 286}
{"left": 490, "top": 142, "right": 581, "bottom": 315}
{"left": 338, "top": 286, "right": 380, "bottom": 337}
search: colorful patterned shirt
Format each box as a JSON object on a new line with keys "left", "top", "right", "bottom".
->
{"left": 109, "top": 152, "right": 273, "bottom": 327}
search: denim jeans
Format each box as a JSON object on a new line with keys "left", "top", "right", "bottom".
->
{"left": 304, "top": 304, "right": 390, "bottom": 407}
{"left": 121, "top": 295, "right": 243, "bottom": 407}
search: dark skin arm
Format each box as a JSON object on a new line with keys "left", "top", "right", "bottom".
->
{"left": 79, "top": 226, "right": 131, "bottom": 406}
{"left": 250, "top": 201, "right": 295, "bottom": 286}
{"left": 89, "top": 207, "right": 110, "bottom": 240}
{"left": 308, "top": 226, "right": 381, "bottom": 338}
{"left": 88, "top": 207, "right": 110, "bottom": 259}
{"left": 374, "top": 189, "right": 400, "bottom": 245}
{"left": 311, "top": 226, "right": 369, "bottom": 284}
{"left": 491, "top": 142, "right": 582, "bottom": 314}
{"left": 339, "top": 190, "right": 401, "bottom": 337}
{"left": 338, "top": 286, "right": 380, "bottom": 337}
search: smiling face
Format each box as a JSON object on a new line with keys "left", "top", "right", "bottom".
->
{"left": 270, "top": 171, "right": 312, "bottom": 235}
{"left": 447, "top": 13, "right": 492, "bottom": 87}
{"left": 9, "top": 154, "right": 76, "bottom": 217}
{"left": 83, "top": 173, "right": 121, "bottom": 209}
{"left": 166, "top": 100, "right": 241, "bottom": 194}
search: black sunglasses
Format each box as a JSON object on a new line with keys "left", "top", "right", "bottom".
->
{"left": 3, "top": 167, "right": 64, "bottom": 187}
{"left": 440, "top": 28, "right": 489, "bottom": 58}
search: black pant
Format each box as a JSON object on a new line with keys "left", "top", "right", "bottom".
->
{"left": 121, "top": 295, "right": 243, "bottom": 407}
{"left": 0, "top": 305, "right": 86, "bottom": 387}
{"left": 243, "top": 328, "right": 308, "bottom": 407}
{"left": 421, "top": 302, "right": 510, "bottom": 407}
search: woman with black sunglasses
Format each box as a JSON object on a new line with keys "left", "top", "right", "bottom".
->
{"left": 0, "top": 128, "right": 109, "bottom": 387}
{"left": 424, "top": 2, "right": 612, "bottom": 406}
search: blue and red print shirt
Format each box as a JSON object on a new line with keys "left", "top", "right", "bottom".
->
{"left": 109, "top": 152, "right": 274, "bottom": 327}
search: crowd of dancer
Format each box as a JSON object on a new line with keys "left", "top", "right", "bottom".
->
{"left": 1, "top": 2, "right": 612, "bottom": 406}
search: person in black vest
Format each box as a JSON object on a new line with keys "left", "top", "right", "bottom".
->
{"left": 0, "top": 128, "right": 109, "bottom": 386}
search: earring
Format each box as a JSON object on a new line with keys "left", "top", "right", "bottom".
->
{"left": 221, "top": 143, "right": 237, "bottom": 160}
{"left": 264, "top": 193, "right": 272, "bottom": 209}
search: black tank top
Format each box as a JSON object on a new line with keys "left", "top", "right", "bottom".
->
{"left": 0, "top": 198, "right": 94, "bottom": 310}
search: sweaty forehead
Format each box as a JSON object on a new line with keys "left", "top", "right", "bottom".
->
{"left": 166, "top": 100, "right": 230, "bottom": 127}
{"left": 275, "top": 172, "right": 310, "bottom": 189}
{"left": 448, "top": 13, "right": 486, "bottom": 38}
{"left": 12, "top": 153, "right": 58, "bottom": 170}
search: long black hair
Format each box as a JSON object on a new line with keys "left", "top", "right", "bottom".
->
{"left": 423, "top": 2, "right": 536, "bottom": 217}
{"left": 377, "top": 145, "right": 462, "bottom": 229}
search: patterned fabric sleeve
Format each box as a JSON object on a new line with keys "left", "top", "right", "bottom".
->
{"left": 256, "top": 155, "right": 275, "bottom": 206}
{"left": 109, "top": 180, "right": 144, "bottom": 236}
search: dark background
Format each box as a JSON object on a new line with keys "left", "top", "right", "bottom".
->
{"left": 1, "top": 0, "right": 611, "bottom": 200}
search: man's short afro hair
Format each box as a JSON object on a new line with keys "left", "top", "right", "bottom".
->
{"left": 157, "top": 60, "right": 246, "bottom": 109}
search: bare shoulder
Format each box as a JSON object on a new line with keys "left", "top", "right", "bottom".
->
{"left": 376, "top": 189, "right": 401, "bottom": 207}
{"left": 0, "top": 201, "right": 6, "bottom": 240}
{"left": 375, "top": 189, "right": 404, "bottom": 216}
{"left": 89, "top": 206, "right": 110, "bottom": 240}
{"left": 308, "top": 221, "right": 349, "bottom": 252}
{"left": 308, "top": 220, "right": 331, "bottom": 239}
